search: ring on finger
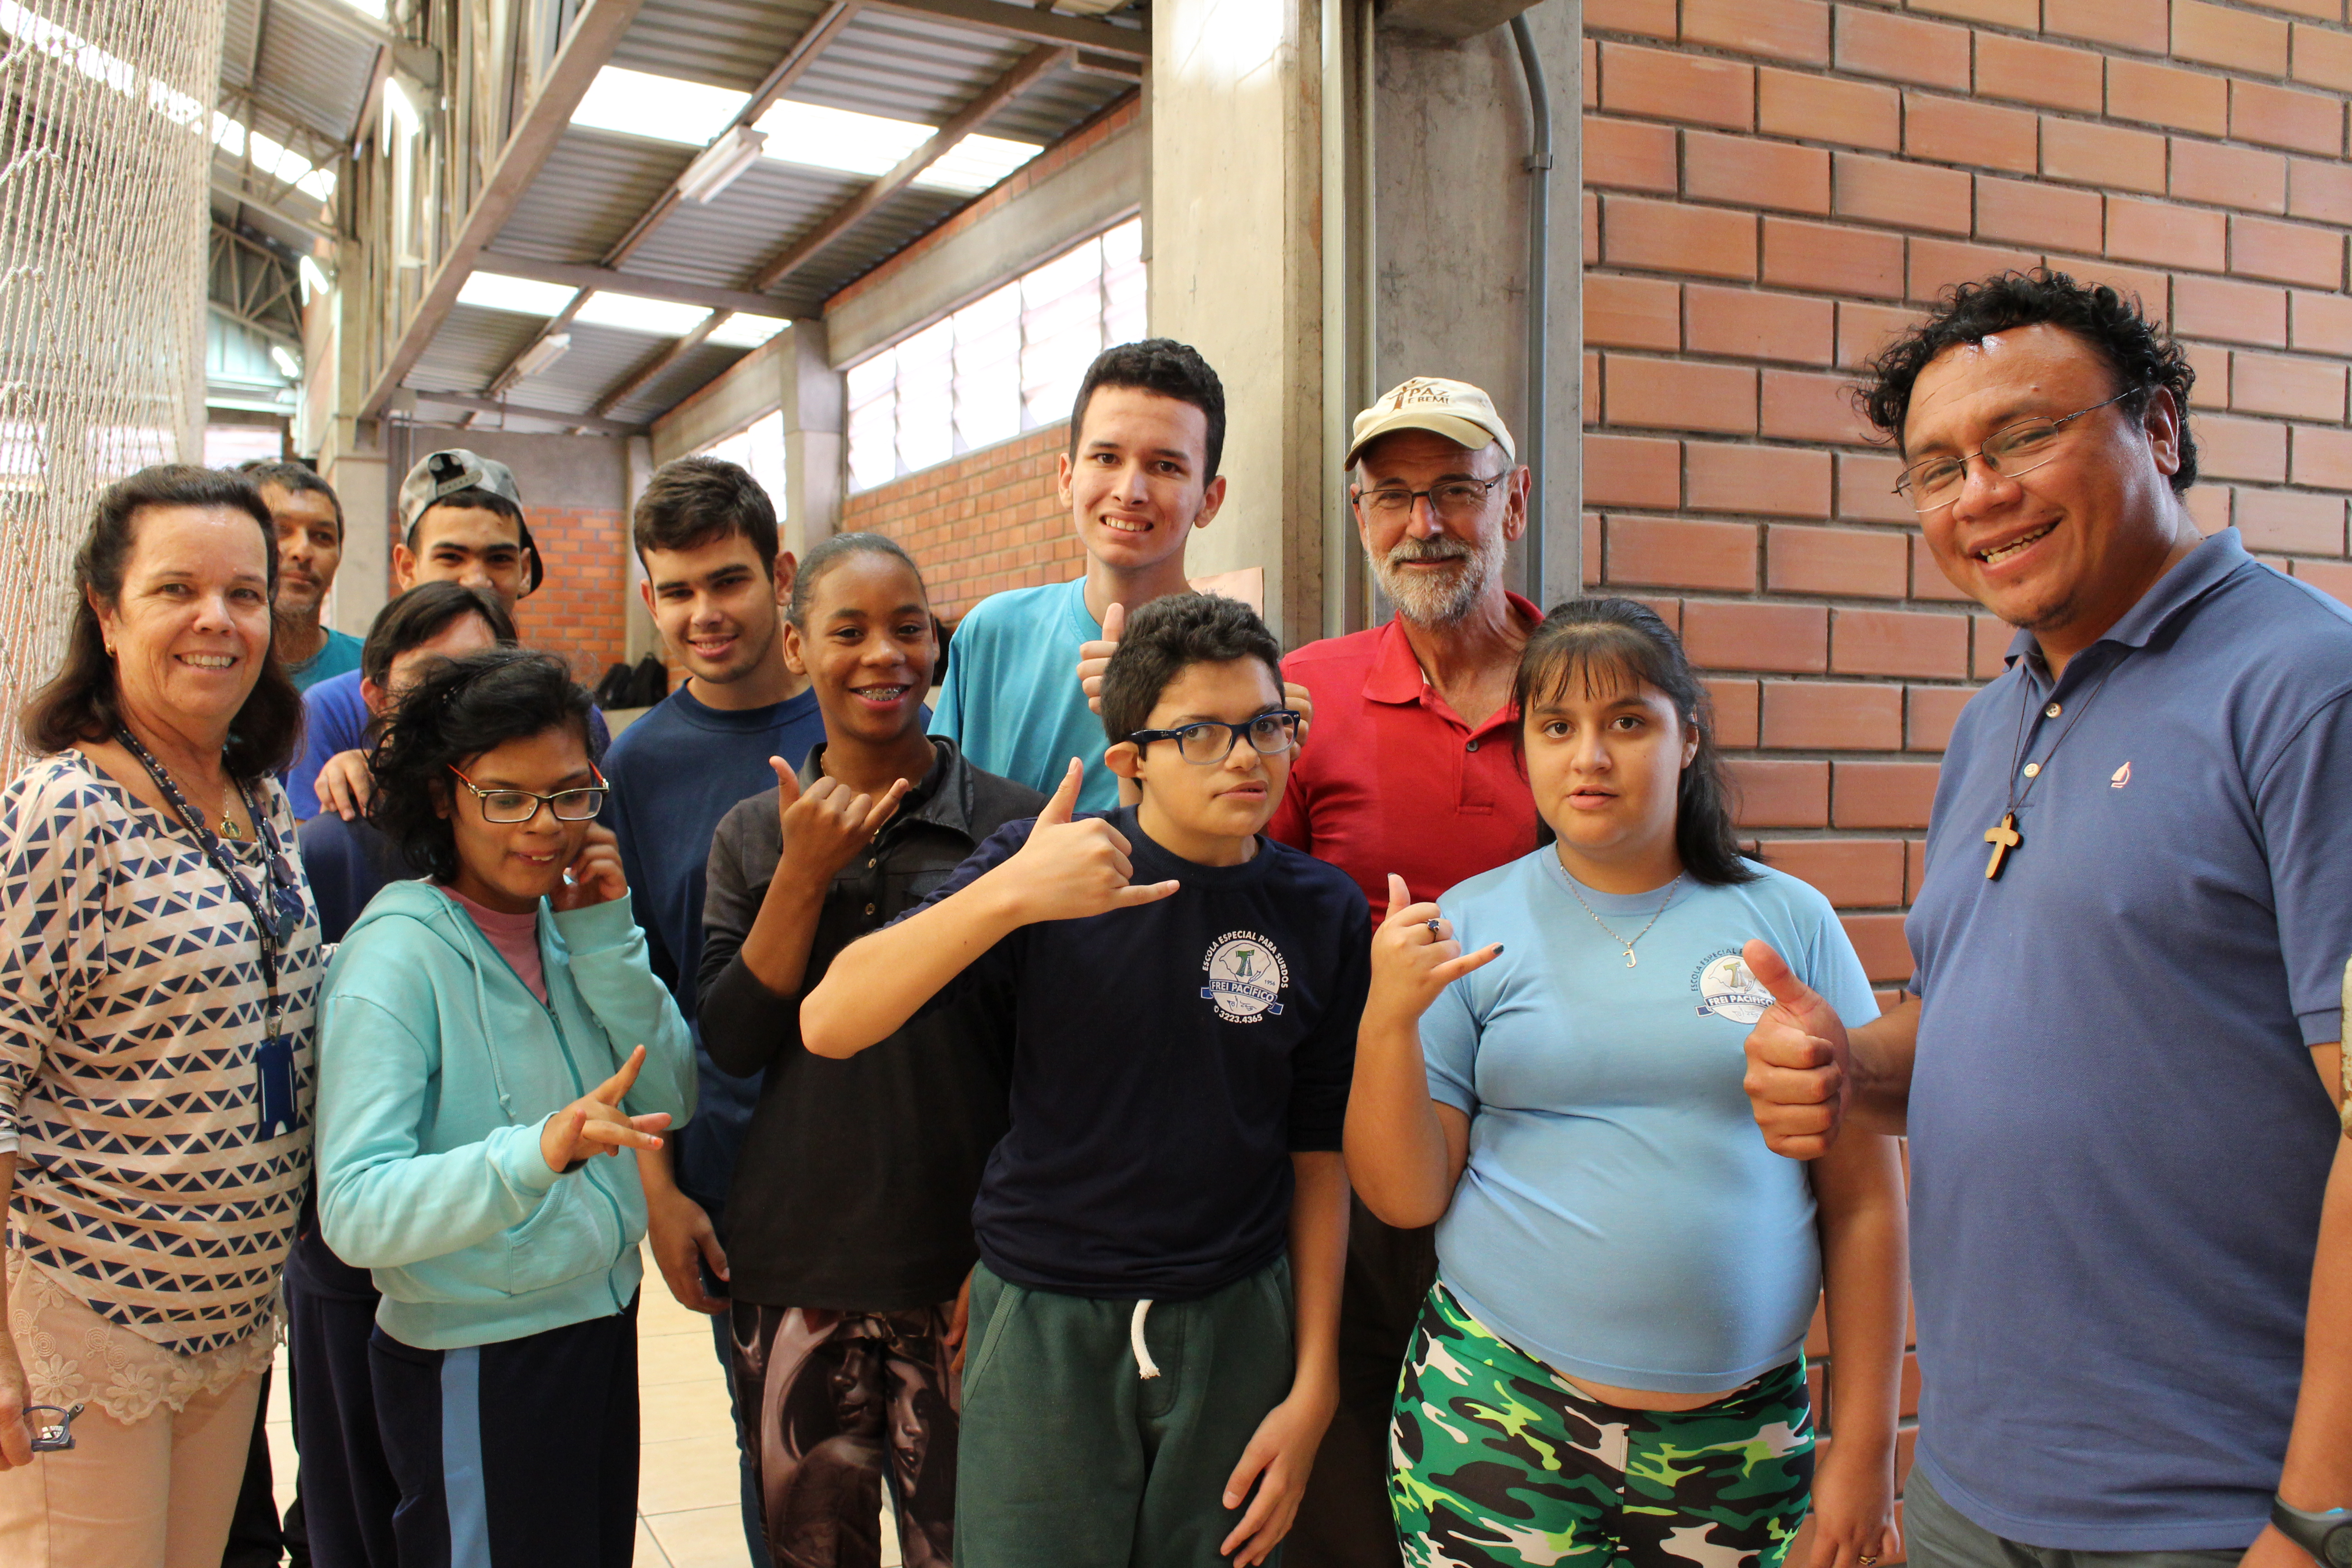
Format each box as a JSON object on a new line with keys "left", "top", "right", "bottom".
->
{"left": 1425, "top": 917, "right": 1443, "bottom": 936}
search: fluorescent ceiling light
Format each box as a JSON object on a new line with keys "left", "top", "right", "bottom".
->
{"left": 573, "top": 291, "right": 711, "bottom": 337}
{"left": 913, "top": 132, "right": 1043, "bottom": 195}
{"left": 678, "top": 125, "right": 766, "bottom": 204}
{"left": 753, "top": 98, "right": 931, "bottom": 179}
{"left": 513, "top": 334, "right": 571, "bottom": 380}
{"left": 571, "top": 66, "right": 746, "bottom": 147}
{"left": 298, "top": 256, "right": 330, "bottom": 301}
{"left": 457, "top": 271, "right": 578, "bottom": 316}
{"left": 269, "top": 344, "right": 302, "bottom": 379}
{"left": 707, "top": 314, "right": 789, "bottom": 350}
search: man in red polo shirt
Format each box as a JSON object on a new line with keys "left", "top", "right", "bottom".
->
{"left": 1274, "top": 376, "right": 1544, "bottom": 1565}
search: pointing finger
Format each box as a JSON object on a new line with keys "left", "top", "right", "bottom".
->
{"left": 1111, "top": 879, "right": 1181, "bottom": 906}
{"left": 593, "top": 1044, "right": 647, "bottom": 1105}
{"left": 861, "top": 777, "right": 911, "bottom": 836}
{"left": 1435, "top": 944, "right": 1505, "bottom": 984}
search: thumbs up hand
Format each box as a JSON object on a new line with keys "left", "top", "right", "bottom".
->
{"left": 1739, "top": 939, "right": 1853, "bottom": 1160}
{"left": 1078, "top": 601, "right": 1127, "bottom": 715}
{"left": 994, "top": 758, "right": 1181, "bottom": 921}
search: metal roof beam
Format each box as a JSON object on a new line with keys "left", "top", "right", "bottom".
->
{"left": 751, "top": 42, "right": 1070, "bottom": 293}
{"left": 361, "top": 0, "right": 647, "bottom": 419}
{"left": 409, "top": 391, "right": 649, "bottom": 436}
{"left": 600, "top": 0, "right": 864, "bottom": 270}
{"left": 475, "top": 252, "right": 790, "bottom": 317}
{"left": 866, "top": 0, "right": 1148, "bottom": 59}
{"left": 211, "top": 177, "right": 338, "bottom": 244}
{"left": 587, "top": 313, "right": 724, "bottom": 422}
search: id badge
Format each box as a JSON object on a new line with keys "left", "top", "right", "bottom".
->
{"left": 255, "top": 1033, "right": 297, "bottom": 1139}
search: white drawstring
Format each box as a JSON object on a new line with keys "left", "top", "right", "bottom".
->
{"left": 1129, "top": 1299, "right": 1161, "bottom": 1379}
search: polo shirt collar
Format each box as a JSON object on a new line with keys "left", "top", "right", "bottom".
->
{"left": 1364, "top": 592, "right": 1546, "bottom": 706}
{"left": 2004, "top": 527, "right": 2252, "bottom": 675}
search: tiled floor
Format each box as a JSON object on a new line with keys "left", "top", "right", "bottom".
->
{"left": 262, "top": 1246, "right": 902, "bottom": 1568}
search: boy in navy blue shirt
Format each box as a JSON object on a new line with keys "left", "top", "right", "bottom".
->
{"left": 804, "top": 593, "right": 1362, "bottom": 1568}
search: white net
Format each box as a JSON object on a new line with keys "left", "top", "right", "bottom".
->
{"left": 0, "top": 0, "right": 223, "bottom": 775}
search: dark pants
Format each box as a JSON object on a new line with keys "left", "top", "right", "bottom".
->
{"left": 287, "top": 1258, "right": 399, "bottom": 1568}
{"left": 1285, "top": 1197, "right": 1434, "bottom": 1568}
{"left": 369, "top": 1298, "right": 639, "bottom": 1568}
{"left": 1906, "top": 1470, "right": 2247, "bottom": 1568}
{"left": 730, "top": 1298, "right": 960, "bottom": 1568}
{"left": 220, "top": 1369, "right": 284, "bottom": 1568}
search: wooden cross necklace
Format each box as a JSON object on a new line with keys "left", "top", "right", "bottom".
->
{"left": 1984, "top": 652, "right": 2126, "bottom": 880}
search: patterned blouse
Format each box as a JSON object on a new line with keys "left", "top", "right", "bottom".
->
{"left": 0, "top": 752, "right": 320, "bottom": 1358}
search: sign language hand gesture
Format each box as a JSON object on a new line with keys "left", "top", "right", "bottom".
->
{"left": 539, "top": 1043, "right": 674, "bottom": 1172}
{"left": 998, "top": 758, "right": 1180, "bottom": 920}
{"left": 551, "top": 823, "right": 628, "bottom": 911}
{"left": 1739, "top": 939, "right": 1852, "bottom": 1160}
{"left": 772, "top": 756, "right": 912, "bottom": 885}
{"left": 1367, "top": 873, "right": 1501, "bottom": 1024}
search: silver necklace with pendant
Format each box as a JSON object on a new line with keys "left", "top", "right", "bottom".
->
{"left": 1563, "top": 871, "right": 1683, "bottom": 969}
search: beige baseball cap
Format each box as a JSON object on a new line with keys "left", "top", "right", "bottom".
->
{"left": 1346, "top": 376, "right": 1517, "bottom": 468}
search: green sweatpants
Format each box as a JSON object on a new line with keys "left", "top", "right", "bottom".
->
{"left": 957, "top": 1258, "right": 1297, "bottom": 1568}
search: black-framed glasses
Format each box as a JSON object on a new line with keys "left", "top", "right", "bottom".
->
{"left": 1894, "top": 392, "right": 2133, "bottom": 512}
{"left": 1354, "top": 473, "right": 1509, "bottom": 520}
{"left": 27, "top": 1403, "right": 82, "bottom": 1452}
{"left": 448, "top": 765, "right": 610, "bottom": 824}
{"left": 1127, "top": 710, "right": 1302, "bottom": 765}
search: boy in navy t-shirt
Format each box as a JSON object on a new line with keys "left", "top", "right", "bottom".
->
{"left": 804, "top": 593, "right": 1363, "bottom": 1568}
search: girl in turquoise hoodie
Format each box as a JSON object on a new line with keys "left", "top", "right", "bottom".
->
{"left": 314, "top": 648, "right": 695, "bottom": 1568}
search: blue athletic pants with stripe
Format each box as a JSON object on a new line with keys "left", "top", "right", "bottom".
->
{"left": 368, "top": 1296, "right": 640, "bottom": 1568}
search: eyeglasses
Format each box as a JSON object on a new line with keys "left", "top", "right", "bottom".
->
{"left": 447, "top": 765, "right": 609, "bottom": 823}
{"left": 1127, "top": 710, "right": 1302, "bottom": 765}
{"left": 27, "top": 1403, "right": 82, "bottom": 1452}
{"left": 1354, "top": 473, "right": 1509, "bottom": 520}
{"left": 1894, "top": 392, "right": 2133, "bottom": 512}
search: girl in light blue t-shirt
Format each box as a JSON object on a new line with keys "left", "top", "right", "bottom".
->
{"left": 1347, "top": 597, "right": 1908, "bottom": 1568}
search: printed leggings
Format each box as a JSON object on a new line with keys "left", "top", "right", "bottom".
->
{"left": 1390, "top": 1282, "right": 1813, "bottom": 1568}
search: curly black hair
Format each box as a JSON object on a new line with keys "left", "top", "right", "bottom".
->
{"left": 1068, "top": 337, "right": 1227, "bottom": 479}
{"left": 1098, "top": 592, "right": 1284, "bottom": 745}
{"left": 366, "top": 648, "right": 594, "bottom": 881}
{"left": 1858, "top": 268, "right": 2198, "bottom": 493}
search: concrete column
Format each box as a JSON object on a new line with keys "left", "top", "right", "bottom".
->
{"left": 1149, "top": 0, "right": 1328, "bottom": 648}
{"left": 319, "top": 273, "right": 392, "bottom": 639}
{"left": 780, "top": 319, "right": 844, "bottom": 559}
{"left": 1373, "top": 0, "right": 1583, "bottom": 608}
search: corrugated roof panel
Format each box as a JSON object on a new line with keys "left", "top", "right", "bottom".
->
{"left": 251, "top": 3, "right": 379, "bottom": 145}
{"left": 222, "top": 0, "right": 262, "bottom": 91}
{"left": 492, "top": 129, "right": 689, "bottom": 265}
{"left": 621, "top": 157, "right": 882, "bottom": 289}
{"left": 408, "top": 305, "right": 546, "bottom": 394}
{"left": 408, "top": 398, "right": 582, "bottom": 436}
{"left": 612, "top": 0, "right": 831, "bottom": 93}
{"left": 504, "top": 322, "right": 689, "bottom": 415}
{"left": 604, "top": 341, "right": 753, "bottom": 425}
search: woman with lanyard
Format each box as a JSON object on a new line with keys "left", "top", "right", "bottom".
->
{"left": 1348, "top": 598, "right": 1909, "bottom": 1568}
{"left": 0, "top": 466, "right": 318, "bottom": 1567}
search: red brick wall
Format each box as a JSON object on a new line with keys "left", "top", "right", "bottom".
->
{"left": 841, "top": 423, "right": 1085, "bottom": 623}
{"left": 1583, "top": 0, "right": 2352, "bottom": 1537}
{"left": 514, "top": 505, "right": 630, "bottom": 684}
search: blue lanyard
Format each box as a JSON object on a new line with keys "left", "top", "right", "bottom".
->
{"left": 112, "top": 729, "right": 305, "bottom": 1138}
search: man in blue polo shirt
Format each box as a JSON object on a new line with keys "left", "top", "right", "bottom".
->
{"left": 1741, "top": 272, "right": 2352, "bottom": 1568}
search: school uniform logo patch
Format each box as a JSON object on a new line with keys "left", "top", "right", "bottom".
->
{"left": 1201, "top": 931, "right": 1289, "bottom": 1022}
{"left": 1691, "top": 950, "right": 1773, "bottom": 1024}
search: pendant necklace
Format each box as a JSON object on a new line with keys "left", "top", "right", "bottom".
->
{"left": 1983, "top": 652, "right": 2126, "bottom": 881}
{"left": 1563, "top": 870, "right": 1682, "bottom": 969}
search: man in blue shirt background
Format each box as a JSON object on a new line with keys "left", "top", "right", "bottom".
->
{"left": 243, "top": 459, "right": 363, "bottom": 692}
{"left": 601, "top": 454, "right": 826, "bottom": 1568}
{"left": 1740, "top": 271, "right": 2352, "bottom": 1568}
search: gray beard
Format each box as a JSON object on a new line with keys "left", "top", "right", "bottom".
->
{"left": 1374, "top": 533, "right": 1505, "bottom": 627}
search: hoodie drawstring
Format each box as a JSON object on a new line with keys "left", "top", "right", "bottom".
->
{"left": 1129, "top": 1299, "right": 1161, "bottom": 1380}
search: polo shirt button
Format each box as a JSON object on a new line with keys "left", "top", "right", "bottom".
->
{"left": 864, "top": 902, "right": 877, "bottom": 916}
{"left": 2023, "top": 762, "right": 2041, "bottom": 778}
{"left": 2045, "top": 702, "right": 2061, "bottom": 718}
{"left": 867, "top": 859, "right": 877, "bottom": 868}
{"left": 1466, "top": 739, "right": 1480, "bottom": 752}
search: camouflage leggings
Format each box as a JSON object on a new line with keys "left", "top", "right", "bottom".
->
{"left": 1390, "top": 1282, "right": 1813, "bottom": 1568}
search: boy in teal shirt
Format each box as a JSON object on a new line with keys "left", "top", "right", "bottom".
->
{"left": 929, "top": 338, "right": 1229, "bottom": 811}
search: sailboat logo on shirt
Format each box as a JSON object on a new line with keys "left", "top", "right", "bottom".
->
{"left": 1201, "top": 931, "right": 1290, "bottom": 1022}
{"left": 1692, "top": 950, "right": 1774, "bottom": 1025}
